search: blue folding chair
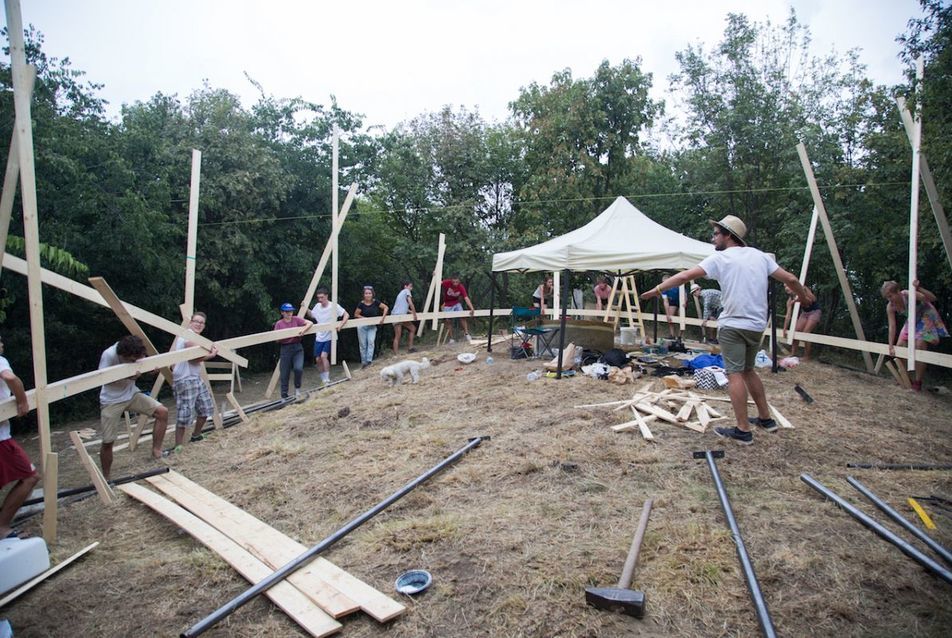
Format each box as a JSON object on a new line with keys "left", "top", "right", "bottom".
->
{"left": 510, "top": 306, "right": 557, "bottom": 359}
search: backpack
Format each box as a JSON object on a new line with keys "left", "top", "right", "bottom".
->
{"left": 598, "top": 348, "right": 629, "bottom": 368}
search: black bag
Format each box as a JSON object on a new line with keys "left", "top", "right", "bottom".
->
{"left": 598, "top": 348, "right": 628, "bottom": 368}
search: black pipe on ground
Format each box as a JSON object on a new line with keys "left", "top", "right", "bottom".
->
{"left": 695, "top": 450, "right": 777, "bottom": 638}
{"left": 182, "top": 435, "right": 490, "bottom": 637}
{"left": 801, "top": 474, "right": 952, "bottom": 586}
{"left": 846, "top": 476, "right": 952, "bottom": 568}
{"left": 846, "top": 463, "right": 952, "bottom": 471}
{"left": 21, "top": 466, "right": 170, "bottom": 507}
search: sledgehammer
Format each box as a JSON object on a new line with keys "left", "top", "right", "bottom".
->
{"left": 585, "top": 499, "right": 653, "bottom": 618}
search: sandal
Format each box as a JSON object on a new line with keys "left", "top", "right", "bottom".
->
{"left": 190, "top": 434, "right": 206, "bottom": 443}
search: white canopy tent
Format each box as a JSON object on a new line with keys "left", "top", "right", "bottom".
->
{"left": 491, "top": 196, "right": 714, "bottom": 273}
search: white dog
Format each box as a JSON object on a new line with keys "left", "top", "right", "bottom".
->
{"left": 380, "top": 357, "right": 430, "bottom": 386}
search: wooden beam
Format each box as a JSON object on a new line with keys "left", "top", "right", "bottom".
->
{"left": 119, "top": 483, "right": 343, "bottom": 637}
{"left": 330, "top": 128, "right": 339, "bottom": 366}
{"left": 88, "top": 277, "right": 175, "bottom": 385}
{"left": 897, "top": 96, "right": 952, "bottom": 273}
{"left": 602, "top": 276, "right": 620, "bottom": 323}
{"left": 199, "top": 364, "right": 224, "bottom": 429}
{"left": 418, "top": 233, "right": 445, "bottom": 335}
{"left": 183, "top": 149, "right": 201, "bottom": 320}
{"left": 797, "top": 142, "right": 875, "bottom": 372}
{"left": 0, "top": 64, "right": 34, "bottom": 278}
{"left": 225, "top": 392, "right": 249, "bottom": 423}
{"left": 787, "top": 207, "right": 819, "bottom": 346}
{"left": 2, "top": 254, "right": 247, "bottom": 368}
{"left": 906, "top": 58, "right": 925, "bottom": 375}
{"left": 266, "top": 185, "right": 356, "bottom": 398}
{"left": 69, "top": 431, "right": 115, "bottom": 504}
{"left": 0, "top": 541, "right": 99, "bottom": 608}
{"left": 151, "top": 471, "right": 405, "bottom": 622}
{"left": 41, "top": 451, "right": 57, "bottom": 544}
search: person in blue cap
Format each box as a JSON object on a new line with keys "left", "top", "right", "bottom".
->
{"left": 273, "top": 303, "right": 313, "bottom": 399}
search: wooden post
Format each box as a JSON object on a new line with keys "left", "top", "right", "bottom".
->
{"left": 787, "top": 207, "right": 819, "bottom": 347}
{"left": 796, "top": 142, "right": 875, "bottom": 372}
{"left": 418, "top": 233, "right": 445, "bottom": 335}
{"left": 183, "top": 149, "right": 201, "bottom": 320}
{"left": 264, "top": 184, "right": 356, "bottom": 398}
{"left": 42, "top": 451, "right": 57, "bottom": 544}
{"left": 69, "top": 431, "right": 115, "bottom": 504}
{"left": 897, "top": 96, "right": 952, "bottom": 273}
{"left": 0, "top": 65, "right": 33, "bottom": 277}
{"left": 905, "top": 58, "right": 925, "bottom": 375}
{"left": 331, "top": 126, "right": 340, "bottom": 366}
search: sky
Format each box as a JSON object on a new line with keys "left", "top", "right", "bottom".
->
{"left": 13, "top": 0, "right": 924, "bottom": 130}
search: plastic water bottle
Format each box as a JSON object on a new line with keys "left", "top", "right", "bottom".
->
{"left": 486, "top": 356, "right": 494, "bottom": 365}
{"left": 527, "top": 370, "right": 541, "bottom": 381}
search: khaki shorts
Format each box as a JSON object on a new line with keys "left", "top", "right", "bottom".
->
{"left": 100, "top": 392, "right": 162, "bottom": 444}
{"left": 717, "top": 327, "right": 762, "bottom": 374}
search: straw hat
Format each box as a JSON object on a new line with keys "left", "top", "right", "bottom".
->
{"left": 709, "top": 215, "right": 747, "bottom": 246}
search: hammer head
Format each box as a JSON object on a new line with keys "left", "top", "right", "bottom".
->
{"left": 585, "top": 586, "right": 646, "bottom": 618}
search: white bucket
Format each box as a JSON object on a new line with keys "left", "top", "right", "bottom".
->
{"left": 0, "top": 536, "right": 50, "bottom": 593}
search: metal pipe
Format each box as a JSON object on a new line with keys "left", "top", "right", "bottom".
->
{"left": 487, "top": 271, "right": 497, "bottom": 353}
{"left": 800, "top": 474, "right": 952, "bottom": 585}
{"left": 695, "top": 450, "right": 777, "bottom": 638}
{"left": 182, "top": 435, "right": 489, "bottom": 637}
{"left": 556, "top": 269, "right": 570, "bottom": 379}
{"left": 846, "top": 476, "right": 952, "bottom": 567}
{"left": 846, "top": 463, "right": 952, "bottom": 471}
{"left": 21, "top": 466, "right": 170, "bottom": 507}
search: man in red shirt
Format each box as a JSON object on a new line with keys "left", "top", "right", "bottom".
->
{"left": 441, "top": 275, "right": 476, "bottom": 343}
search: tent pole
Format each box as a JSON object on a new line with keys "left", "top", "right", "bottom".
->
{"left": 556, "top": 269, "right": 570, "bottom": 379}
{"left": 487, "top": 271, "right": 497, "bottom": 353}
{"left": 653, "top": 296, "right": 659, "bottom": 344}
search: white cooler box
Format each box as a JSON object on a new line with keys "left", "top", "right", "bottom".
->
{"left": 0, "top": 536, "right": 50, "bottom": 593}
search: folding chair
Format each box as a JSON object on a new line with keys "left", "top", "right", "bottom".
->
{"left": 509, "top": 307, "right": 557, "bottom": 359}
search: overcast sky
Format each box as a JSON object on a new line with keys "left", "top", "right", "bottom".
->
{"left": 15, "top": 0, "right": 923, "bottom": 129}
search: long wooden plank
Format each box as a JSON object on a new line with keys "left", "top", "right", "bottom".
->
{"left": 788, "top": 207, "right": 820, "bottom": 346}
{"left": 897, "top": 96, "right": 952, "bottom": 272}
{"left": 905, "top": 59, "right": 925, "bottom": 375}
{"left": 419, "top": 233, "right": 446, "bottom": 334}
{"left": 42, "top": 451, "right": 57, "bottom": 543}
{"left": 1, "top": 254, "right": 247, "bottom": 368}
{"left": 68, "top": 431, "right": 115, "bottom": 504}
{"left": 183, "top": 149, "right": 202, "bottom": 319}
{"left": 0, "top": 64, "right": 34, "bottom": 277}
{"left": 225, "top": 392, "right": 249, "bottom": 423}
{"left": 89, "top": 277, "right": 174, "bottom": 385}
{"left": 767, "top": 403, "right": 795, "bottom": 429}
{"left": 119, "top": 483, "right": 342, "bottom": 637}
{"left": 152, "top": 471, "right": 404, "bottom": 622}
{"left": 0, "top": 541, "right": 99, "bottom": 608}
{"left": 797, "top": 143, "right": 874, "bottom": 372}
{"left": 147, "top": 474, "right": 358, "bottom": 618}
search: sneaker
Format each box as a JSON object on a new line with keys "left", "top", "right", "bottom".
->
{"left": 464, "top": 333, "right": 472, "bottom": 343}
{"left": 408, "top": 347, "right": 417, "bottom": 353}
{"left": 748, "top": 417, "right": 778, "bottom": 433}
{"left": 714, "top": 426, "right": 753, "bottom": 446}
{"left": 448, "top": 339, "right": 456, "bottom": 345}
{"left": 294, "top": 389, "right": 302, "bottom": 399}
{"left": 322, "top": 379, "right": 331, "bottom": 387}
{"left": 190, "top": 434, "right": 206, "bottom": 443}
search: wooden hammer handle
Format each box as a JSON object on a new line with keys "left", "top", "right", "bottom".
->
{"left": 618, "top": 499, "right": 654, "bottom": 589}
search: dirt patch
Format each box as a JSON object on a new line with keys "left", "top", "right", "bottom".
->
{"left": 4, "top": 342, "right": 952, "bottom": 637}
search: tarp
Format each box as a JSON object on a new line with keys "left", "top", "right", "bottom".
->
{"left": 491, "top": 196, "right": 714, "bottom": 273}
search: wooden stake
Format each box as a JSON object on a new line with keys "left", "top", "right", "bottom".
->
{"left": 42, "top": 451, "right": 57, "bottom": 544}
{"left": 225, "top": 392, "right": 249, "bottom": 423}
{"left": 69, "top": 431, "right": 115, "bottom": 504}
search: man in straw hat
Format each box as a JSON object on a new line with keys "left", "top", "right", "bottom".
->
{"left": 642, "top": 215, "right": 814, "bottom": 445}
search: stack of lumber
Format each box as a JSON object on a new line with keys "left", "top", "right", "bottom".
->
{"left": 575, "top": 383, "right": 795, "bottom": 440}
{"left": 120, "top": 471, "right": 404, "bottom": 637}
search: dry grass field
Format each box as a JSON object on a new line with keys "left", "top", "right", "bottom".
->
{"left": 4, "top": 339, "right": 952, "bottom": 637}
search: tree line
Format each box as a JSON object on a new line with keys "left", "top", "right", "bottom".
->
{"left": 0, "top": 3, "right": 949, "bottom": 419}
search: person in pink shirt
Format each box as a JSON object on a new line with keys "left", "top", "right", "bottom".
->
{"left": 273, "top": 303, "right": 313, "bottom": 398}
{"left": 441, "top": 274, "right": 475, "bottom": 343}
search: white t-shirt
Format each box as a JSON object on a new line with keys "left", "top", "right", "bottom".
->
{"left": 698, "top": 247, "right": 779, "bottom": 332}
{"left": 99, "top": 343, "right": 139, "bottom": 406}
{"left": 0, "top": 356, "right": 12, "bottom": 440}
{"left": 391, "top": 289, "right": 412, "bottom": 315}
{"left": 311, "top": 302, "right": 345, "bottom": 342}
{"left": 172, "top": 332, "right": 202, "bottom": 382}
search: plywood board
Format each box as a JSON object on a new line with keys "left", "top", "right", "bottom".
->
{"left": 119, "top": 483, "right": 342, "bottom": 637}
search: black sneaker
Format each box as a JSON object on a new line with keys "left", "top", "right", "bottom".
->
{"left": 714, "top": 426, "right": 753, "bottom": 446}
{"left": 190, "top": 434, "right": 206, "bottom": 443}
{"left": 748, "top": 417, "right": 778, "bottom": 433}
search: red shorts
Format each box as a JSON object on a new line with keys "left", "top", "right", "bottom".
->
{"left": 0, "top": 438, "right": 37, "bottom": 486}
